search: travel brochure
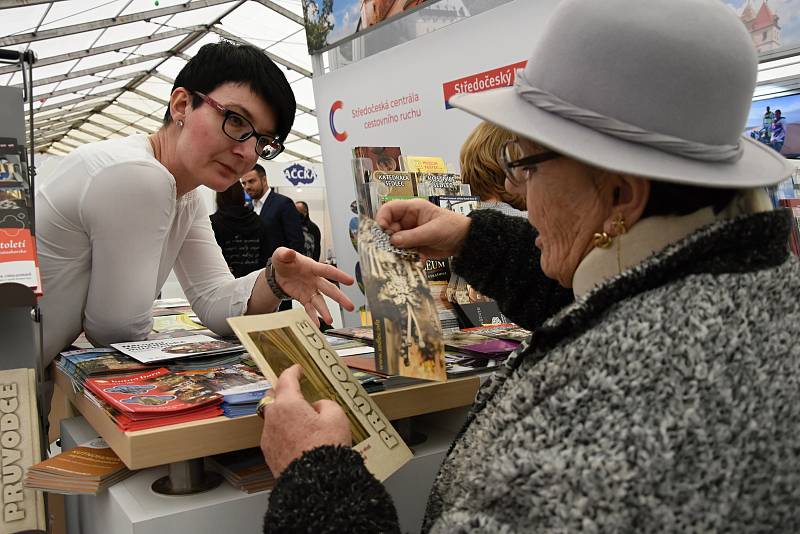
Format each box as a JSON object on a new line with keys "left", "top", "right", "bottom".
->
{"left": 357, "top": 216, "right": 448, "bottom": 381}
{"left": 111, "top": 334, "right": 243, "bottom": 363}
{"left": 24, "top": 437, "right": 132, "bottom": 495}
{"left": 0, "top": 137, "right": 40, "bottom": 293}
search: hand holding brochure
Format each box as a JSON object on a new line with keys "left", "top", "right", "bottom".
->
{"left": 228, "top": 309, "right": 412, "bottom": 481}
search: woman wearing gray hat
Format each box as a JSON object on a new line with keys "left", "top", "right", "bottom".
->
{"left": 257, "top": 0, "right": 800, "bottom": 532}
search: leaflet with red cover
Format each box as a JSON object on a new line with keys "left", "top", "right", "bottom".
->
{"left": 84, "top": 368, "right": 220, "bottom": 415}
{"left": 0, "top": 197, "right": 40, "bottom": 293}
{"left": 82, "top": 389, "right": 223, "bottom": 431}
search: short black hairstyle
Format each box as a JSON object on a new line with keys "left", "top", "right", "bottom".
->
{"left": 642, "top": 181, "right": 737, "bottom": 218}
{"left": 164, "top": 41, "right": 296, "bottom": 142}
{"left": 216, "top": 180, "right": 246, "bottom": 209}
{"left": 253, "top": 163, "right": 266, "bottom": 178}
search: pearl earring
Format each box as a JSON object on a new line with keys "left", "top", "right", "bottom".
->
{"left": 176, "top": 119, "right": 184, "bottom": 127}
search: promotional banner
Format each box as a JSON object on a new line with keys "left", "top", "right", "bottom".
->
{"left": 723, "top": 1, "right": 800, "bottom": 55}
{"left": 302, "top": 0, "right": 439, "bottom": 53}
{"left": 314, "top": 0, "right": 559, "bottom": 326}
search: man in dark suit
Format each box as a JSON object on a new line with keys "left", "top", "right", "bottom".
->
{"left": 241, "top": 164, "right": 304, "bottom": 310}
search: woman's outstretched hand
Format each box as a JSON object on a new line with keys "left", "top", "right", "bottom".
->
{"left": 271, "top": 247, "right": 355, "bottom": 325}
{"left": 375, "top": 199, "right": 471, "bottom": 259}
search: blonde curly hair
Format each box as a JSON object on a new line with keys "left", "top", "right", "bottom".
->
{"left": 459, "top": 121, "right": 526, "bottom": 211}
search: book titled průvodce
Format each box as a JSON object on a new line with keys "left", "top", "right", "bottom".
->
{"left": 228, "top": 309, "right": 412, "bottom": 482}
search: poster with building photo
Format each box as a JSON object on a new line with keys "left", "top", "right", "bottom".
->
{"left": 302, "top": 0, "right": 440, "bottom": 53}
{"left": 723, "top": 1, "right": 800, "bottom": 55}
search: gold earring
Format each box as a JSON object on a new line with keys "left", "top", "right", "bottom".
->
{"left": 611, "top": 213, "right": 627, "bottom": 236}
{"left": 593, "top": 232, "right": 612, "bottom": 248}
{"left": 611, "top": 213, "right": 627, "bottom": 273}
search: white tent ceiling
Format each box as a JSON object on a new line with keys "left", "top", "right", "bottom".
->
{"left": 0, "top": 0, "right": 321, "bottom": 163}
{"left": 3, "top": 0, "right": 800, "bottom": 164}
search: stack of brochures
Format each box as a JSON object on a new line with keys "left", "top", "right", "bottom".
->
{"left": 178, "top": 362, "right": 271, "bottom": 418}
{"left": 56, "top": 348, "right": 158, "bottom": 392}
{"left": 55, "top": 345, "right": 274, "bottom": 427}
{"left": 84, "top": 368, "right": 223, "bottom": 431}
{"left": 207, "top": 448, "right": 275, "bottom": 493}
{"left": 24, "top": 438, "right": 132, "bottom": 495}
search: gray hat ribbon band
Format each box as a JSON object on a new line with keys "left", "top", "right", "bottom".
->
{"left": 514, "top": 70, "right": 744, "bottom": 164}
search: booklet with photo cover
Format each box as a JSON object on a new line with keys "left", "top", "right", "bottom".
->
{"left": 357, "top": 217, "right": 447, "bottom": 381}
{"left": 403, "top": 156, "right": 447, "bottom": 173}
{"left": 371, "top": 171, "right": 418, "bottom": 199}
{"left": 111, "top": 334, "right": 243, "bottom": 363}
{"left": 353, "top": 146, "right": 403, "bottom": 174}
{"left": 0, "top": 196, "right": 41, "bottom": 292}
{"left": 415, "top": 172, "right": 466, "bottom": 197}
{"left": 228, "top": 309, "right": 413, "bottom": 482}
{"left": 85, "top": 368, "right": 221, "bottom": 414}
{"left": 24, "top": 437, "right": 132, "bottom": 495}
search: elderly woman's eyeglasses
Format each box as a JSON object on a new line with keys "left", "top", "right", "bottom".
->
{"left": 193, "top": 91, "right": 284, "bottom": 160}
{"left": 500, "top": 140, "right": 560, "bottom": 185}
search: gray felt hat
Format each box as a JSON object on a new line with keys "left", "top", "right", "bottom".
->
{"left": 450, "top": 0, "right": 793, "bottom": 188}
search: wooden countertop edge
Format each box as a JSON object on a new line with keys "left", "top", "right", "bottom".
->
{"left": 55, "top": 371, "right": 479, "bottom": 470}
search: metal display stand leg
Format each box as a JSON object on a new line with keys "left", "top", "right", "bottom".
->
{"left": 151, "top": 459, "right": 223, "bottom": 496}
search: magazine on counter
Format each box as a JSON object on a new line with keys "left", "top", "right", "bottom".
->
{"left": 228, "top": 309, "right": 413, "bottom": 482}
{"left": 84, "top": 368, "right": 221, "bottom": 414}
{"left": 111, "top": 334, "right": 243, "bottom": 363}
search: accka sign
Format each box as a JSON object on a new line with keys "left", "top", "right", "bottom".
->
{"left": 283, "top": 163, "right": 318, "bottom": 186}
{"left": 0, "top": 369, "right": 45, "bottom": 532}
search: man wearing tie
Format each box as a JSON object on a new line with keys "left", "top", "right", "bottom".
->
{"left": 241, "top": 164, "right": 304, "bottom": 309}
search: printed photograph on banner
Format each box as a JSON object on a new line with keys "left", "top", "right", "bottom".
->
{"left": 746, "top": 94, "right": 800, "bottom": 158}
{"left": 722, "top": 1, "right": 798, "bottom": 54}
{"left": 302, "top": 0, "right": 438, "bottom": 53}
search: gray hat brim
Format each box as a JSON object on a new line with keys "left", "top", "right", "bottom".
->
{"left": 450, "top": 88, "right": 793, "bottom": 188}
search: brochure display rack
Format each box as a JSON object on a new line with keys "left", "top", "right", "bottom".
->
{"left": 0, "top": 48, "right": 48, "bottom": 534}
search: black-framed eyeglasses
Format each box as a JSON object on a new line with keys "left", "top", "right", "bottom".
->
{"left": 499, "top": 139, "right": 561, "bottom": 186}
{"left": 194, "top": 91, "right": 284, "bottom": 160}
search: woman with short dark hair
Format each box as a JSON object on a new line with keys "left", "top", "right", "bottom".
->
{"left": 36, "top": 42, "right": 353, "bottom": 364}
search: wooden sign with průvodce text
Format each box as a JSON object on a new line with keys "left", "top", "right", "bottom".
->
{"left": 0, "top": 368, "right": 45, "bottom": 533}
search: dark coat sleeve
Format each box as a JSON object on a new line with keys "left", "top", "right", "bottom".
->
{"left": 310, "top": 221, "right": 322, "bottom": 262}
{"left": 451, "top": 209, "right": 574, "bottom": 330}
{"left": 209, "top": 213, "right": 224, "bottom": 247}
{"left": 281, "top": 196, "right": 306, "bottom": 254}
{"left": 263, "top": 445, "right": 400, "bottom": 533}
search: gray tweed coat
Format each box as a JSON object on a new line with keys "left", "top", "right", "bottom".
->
{"left": 264, "top": 209, "right": 800, "bottom": 533}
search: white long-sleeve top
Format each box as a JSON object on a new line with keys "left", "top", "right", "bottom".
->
{"left": 36, "top": 135, "right": 261, "bottom": 365}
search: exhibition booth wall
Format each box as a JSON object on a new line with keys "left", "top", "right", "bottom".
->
{"left": 312, "top": 0, "right": 560, "bottom": 326}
